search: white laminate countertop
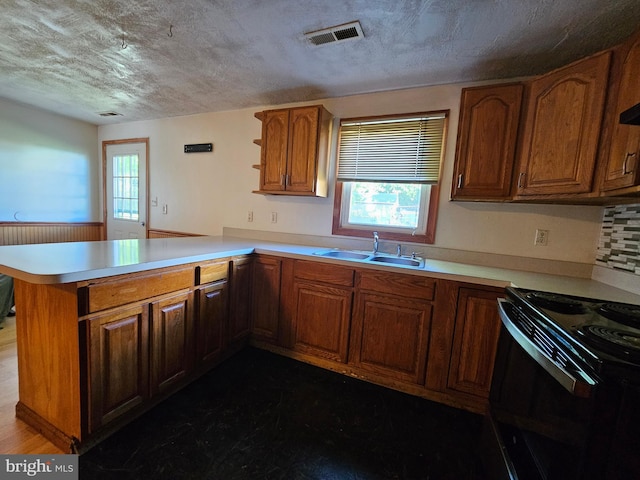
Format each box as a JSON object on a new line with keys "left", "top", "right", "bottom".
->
{"left": 1, "top": 235, "right": 639, "bottom": 305}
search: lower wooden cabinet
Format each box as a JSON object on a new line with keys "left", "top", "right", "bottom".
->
{"left": 446, "top": 287, "right": 502, "bottom": 399}
{"left": 228, "top": 257, "right": 253, "bottom": 345}
{"left": 289, "top": 260, "right": 354, "bottom": 362}
{"left": 150, "top": 290, "right": 194, "bottom": 395}
{"left": 252, "top": 255, "right": 282, "bottom": 342}
{"left": 83, "top": 258, "right": 240, "bottom": 441}
{"left": 292, "top": 281, "right": 353, "bottom": 362}
{"left": 350, "top": 290, "right": 433, "bottom": 384}
{"left": 196, "top": 280, "right": 228, "bottom": 368}
{"left": 253, "top": 260, "right": 504, "bottom": 413}
{"left": 86, "top": 305, "right": 149, "bottom": 433}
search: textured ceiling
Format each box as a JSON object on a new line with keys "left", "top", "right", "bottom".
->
{"left": 1, "top": 0, "right": 639, "bottom": 125}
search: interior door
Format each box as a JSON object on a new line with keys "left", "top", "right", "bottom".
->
{"left": 105, "top": 142, "right": 147, "bottom": 239}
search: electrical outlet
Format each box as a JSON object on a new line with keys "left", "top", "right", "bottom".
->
{"left": 247, "top": 211, "right": 253, "bottom": 222}
{"left": 271, "top": 212, "right": 278, "bottom": 223}
{"left": 534, "top": 229, "right": 549, "bottom": 246}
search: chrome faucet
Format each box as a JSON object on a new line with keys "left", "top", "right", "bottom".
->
{"left": 373, "top": 231, "right": 379, "bottom": 253}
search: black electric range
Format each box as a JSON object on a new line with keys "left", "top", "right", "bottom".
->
{"left": 486, "top": 287, "right": 640, "bottom": 480}
{"left": 505, "top": 286, "right": 640, "bottom": 384}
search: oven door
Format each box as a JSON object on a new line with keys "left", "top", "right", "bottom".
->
{"left": 484, "top": 299, "right": 614, "bottom": 480}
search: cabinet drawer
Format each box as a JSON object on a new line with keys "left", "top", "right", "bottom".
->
{"left": 294, "top": 260, "right": 355, "bottom": 287}
{"left": 198, "top": 260, "right": 229, "bottom": 285}
{"left": 87, "top": 268, "right": 194, "bottom": 313}
{"left": 357, "top": 271, "right": 436, "bottom": 300}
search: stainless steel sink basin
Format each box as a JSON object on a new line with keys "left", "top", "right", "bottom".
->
{"left": 369, "top": 255, "right": 423, "bottom": 267}
{"left": 314, "top": 250, "right": 371, "bottom": 260}
{"left": 313, "top": 249, "right": 424, "bottom": 268}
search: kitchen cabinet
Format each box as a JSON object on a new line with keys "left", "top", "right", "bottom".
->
{"left": 446, "top": 287, "right": 502, "bottom": 399}
{"left": 83, "top": 269, "right": 195, "bottom": 434}
{"left": 150, "top": 290, "right": 194, "bottom": 395}
{"left": 600, "top": 30, "right": 640, "bottom": 193}
{"left": 451, "top": 83, "right": 523, "bottom": 200}
{"left": 515, "top": 51, "right": 611, "bottom": 197}
{"left": 10, "top": 255, "right": 258, "bottom": 452}
{"left": 86, "top": 305, "right": 149, "bottom": 433}
{"left": 350, "top": 270, "right": 436, "bottom": 385}
{"left": 291, "top": 260, "right": 354, "bottom": 363}
{"left": 228, "top": 256, "right": 253, "bottom": 347}
{"left": 196, "top": 280, "right": 227, "bottom": 368}
{"left": 255, "top": 105, "right": 332, "bottom": 197}
{"left": 251, "top": 255, "right": 282, "bottom": 343}
{"left": 195, "top": 260, "right": 230, "bottom": 367}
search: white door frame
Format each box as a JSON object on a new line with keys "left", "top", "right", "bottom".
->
{"left": 101, "top": 138, "right": 150, "bottom": 240}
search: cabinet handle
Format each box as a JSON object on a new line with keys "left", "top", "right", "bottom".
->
{"left": 457, "top": 174, "right": 464, "bottom": 189}
{"left": 623, "top": 152, "right": 637, "bottom": 175}
{"left": 517, "top": 172, "right": 526, "bottom": 189}
{"left": 281, "top": 174, "right": 286, "bottom": 186}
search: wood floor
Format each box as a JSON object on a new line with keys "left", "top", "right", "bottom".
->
{"left": 0, "top": 316, "right": 62, "bottom": 454}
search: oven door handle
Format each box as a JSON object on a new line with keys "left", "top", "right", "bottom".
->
{"left": 498, "top": 298, "right": 597, "bottom": 398}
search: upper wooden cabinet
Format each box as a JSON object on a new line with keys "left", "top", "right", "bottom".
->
{"left": 515, "top": 51, "right": 611, "bottom": 197}
{"left": 451, "top": 83, "right": 523, "bottom": 200}
{"left": 256, "top": 105, "right": 332, "bottom": 197}
{"left": 600, "top": 30, "right": 640, "bottom": 193}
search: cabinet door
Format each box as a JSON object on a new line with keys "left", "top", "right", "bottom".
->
{"left": 292, "top": 280, "right": 352, "bottom": 362}
{"left": 196, "top": 280, "right": 228, "bottom": 368}
{"left": 150, "top": 291, "right": 193, "bottom": 394}
{"left": 516, "top": 51, "right": 611, "bottom": 195}
{"left": 260, "top": 109, "right": 289, "bottom": 192}
{"left": 350, "top": 291, "right": 433, "bottom": 384}
{"left": 251, "top": 256, "right": 281, "bottom": 342}
{"left": 287, "top": 106, "right": 320, "bottom": 193}
{"left": 601, "top": 34, "right": 640, "bottom": 191}
{"left": 452, "top": 83, "right": 523, "bottom": 200}
{"left": 447, "top": 288, "right": 502, "bottom": 398}
{"left": 87, "top": 305, "right": 149, "bottom": 432}
{"left": 228, "top": 257, "right": 253, "bottom": 344}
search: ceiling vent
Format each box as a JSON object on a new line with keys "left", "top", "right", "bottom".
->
{"left": 305, "top": 21, "right": 364, "bottom": 46}
{"left": 98, "top": 112, "right": 122, "bottom": 117}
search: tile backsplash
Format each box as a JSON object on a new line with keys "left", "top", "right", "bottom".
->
{"left": 596, "top": 203, "right": 640, "bottom": 276}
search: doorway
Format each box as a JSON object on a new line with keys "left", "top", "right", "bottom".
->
{"left": 102, "top": 138, "right": 149, "bottom": 240}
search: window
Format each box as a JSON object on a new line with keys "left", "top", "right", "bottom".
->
{"left": 333, "top": 111, "right": 448, "bottom": 244}
{"left": 112, "top": 154, "right": 140, "bottom": 221}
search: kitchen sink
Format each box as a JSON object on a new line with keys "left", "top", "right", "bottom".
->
{"left": 368, "top": 255, "right": 424, "bottom": 267}
{"left": 313, "top": 250, "right": 371, "bottom": 260}
{"left": 313, "top": 249, "right": 424, "bottom": 268}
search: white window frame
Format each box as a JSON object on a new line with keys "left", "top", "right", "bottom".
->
{"left": 339, "top": 182, "right": 431, "bottom": 235}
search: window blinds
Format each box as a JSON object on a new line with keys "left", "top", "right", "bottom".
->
{"left": 337, "top": 114, "right": 446, "bottom": 183}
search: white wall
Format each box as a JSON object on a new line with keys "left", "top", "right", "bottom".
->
{"left": 0, "top": 98, "right": 100, "bottom": 222}
{"left": 98, "top": 82, "right": 604, "bottom": 264}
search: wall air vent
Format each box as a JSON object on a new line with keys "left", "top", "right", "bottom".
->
{"left": 305, "top": 21, "right": 364, "bottom": 46}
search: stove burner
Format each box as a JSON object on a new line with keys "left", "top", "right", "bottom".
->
{"left": 597, "top": 303, "right": 640, "bottom": 328}
{"left": 579, "top": 325, "right": 640, "bottom": 361}
{"left": 525, "top": 292, "right": 586, "bottom": 314}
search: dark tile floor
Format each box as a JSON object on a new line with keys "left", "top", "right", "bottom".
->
{"left": 80, "top": 348, "right": 486, "bottom": 480}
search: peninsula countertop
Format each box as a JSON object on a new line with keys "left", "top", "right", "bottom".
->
{"left": 1, "top": 235, "right": 639, "bottom": 305}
